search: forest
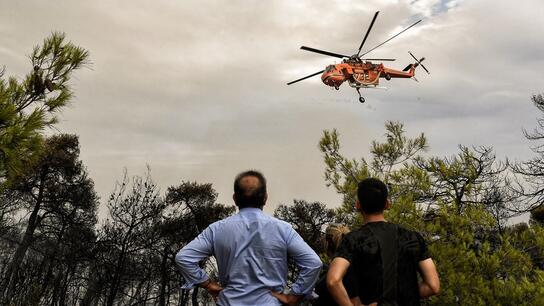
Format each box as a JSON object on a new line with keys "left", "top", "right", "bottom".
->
{"left": 1, "top": 34, "right": 543, "bottom": 306}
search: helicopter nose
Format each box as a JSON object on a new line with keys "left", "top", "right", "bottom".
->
{"left": 322, "top": 71, "right": 343, "bottom": 87}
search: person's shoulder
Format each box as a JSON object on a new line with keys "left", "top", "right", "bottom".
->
{"left": 267, "top": 214, "right": 295, "bottom": 230}
{"left": 207, "top": 213, "right": 241, "bottom": 229}
{"left": 396, "top": 223, "right": 422, "bottom": 235}
{"left": 395, "top": 223, "right": 425, "bottom": 242}
{"left": 344, "top": 225, "right": 373, "bottom": 241}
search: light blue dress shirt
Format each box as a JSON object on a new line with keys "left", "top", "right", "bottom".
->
{"left": 176, "top": 207, "right": 322, "bottom": 306}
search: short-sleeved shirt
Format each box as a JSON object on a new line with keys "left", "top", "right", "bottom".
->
{"left": 335, "top": 221, "right": 430, "bottom": 306}
{"left": 314, "top": 265, "right": 357, "bottom": 306}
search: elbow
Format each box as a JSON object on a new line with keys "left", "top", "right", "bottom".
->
{"left": 425, "top": 280, "right": 440, "bottom": 296}
{"left": 311, "top": 255, "right": 323, "bottom": 272}
{"left": 175, "top": 249, "right": 189, "bottom": 270}
{"left": 304, "top": 253, "right": 322, "bottom": 274}
{"left": 326, "top": 277, "right": 341, "bottom": 291}
{"left": 431, "top": 282, "right": 440, "bottom": 296}
{"left": 326, "top": 273, "right": 342, "bottom": 291}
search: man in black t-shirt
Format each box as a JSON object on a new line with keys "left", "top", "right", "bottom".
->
{"left": 327, "top": 178, "right": 440, "bottom": 306}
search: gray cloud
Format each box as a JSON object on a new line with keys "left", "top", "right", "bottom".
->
{"left": 1, "top": 0, "right": 543, "bottom": 215}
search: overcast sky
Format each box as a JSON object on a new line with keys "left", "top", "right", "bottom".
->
{"left": 1, "top": 0, "right": 543, "bottom": 215}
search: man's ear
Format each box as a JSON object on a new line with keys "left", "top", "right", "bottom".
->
{"left": 263, "top": 193, "right": 268, "bottom": 205}
{"left": 355, "top": 200, "right": 361, "bottom": 211}
{"left": 232, "top": 194, "right": 237, "bottom": 205}
{"left": 385, "top": 199, "right": 391, "bottom": 210}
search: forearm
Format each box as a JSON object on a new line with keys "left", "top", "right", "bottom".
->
{"left": 290, "top": 251, "right": 322, "bottom": 295}
{"left": 327, "top": 279, "right": 353, "bottom": 306}
{"left": 175, "top": 250, "right": 210, "bottom": 288}
{"left": 291, "top": 265, "right": 321, "bottom": 295}
{"left": 175, "top": 234, "right": 214, "bottom": 289}
{"left": 418, "top": 258, "right": 440, "bottom": 298}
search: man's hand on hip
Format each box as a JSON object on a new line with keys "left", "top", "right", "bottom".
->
{"left": 199, "top": 279, "right": 223, "bottom": 301}
{"left": 270, "top": 291, "right": 303, "bottom": 306}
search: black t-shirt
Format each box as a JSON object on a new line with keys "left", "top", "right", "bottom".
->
{"left": 335, "top": 222, "right": 430, "bottom": 306}
{"left": 314, "top": 265, "right": 357, "bottom": 306}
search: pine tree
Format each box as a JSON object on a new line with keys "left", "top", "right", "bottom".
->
{"left": 319, "top": 122, "right": 544, "bottom": 304}
{"left": 0, "top": 32, "right": 89, "bottom": 187}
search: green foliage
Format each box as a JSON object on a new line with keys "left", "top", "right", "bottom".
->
{"left": 318, "top": 121, "right": 544, "bottom": 304}
{"left": 320, "top": 121, "right": 428, "bottom": 227}
{"left": 531, "top": 205, "right": 544, "bottom": 225}
{"left": 0, "top": 32, "right": 89, "bottom": 186}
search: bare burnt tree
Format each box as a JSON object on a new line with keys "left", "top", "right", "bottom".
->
{"left": 511, "top": 94, "right": 544, "bottom": 211}
{"left": 0, "top": 134, "right": 98, "bottom": 304}
{"left": 40, "top": 199, "right": 97, "bottom": 305}
{"left": 79, "top": 178, "right": 234, "bottom": 306}
{"left": 416, "top": 146, "right": 516, "bottom": 216}
{"left": 98, "top": 170, "right": 165, "bottom": 306}
{"left": 274, "top": 200, "right": 336, "bottom": 254}
{"left": 165, "top": 181, "right": 235, "bottom": 306}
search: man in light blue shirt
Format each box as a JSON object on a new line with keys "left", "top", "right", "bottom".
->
{"left": 176, "top": 170, "right": 322, "bottom": 306}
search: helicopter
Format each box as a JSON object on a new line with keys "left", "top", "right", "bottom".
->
{"left": 287, "top": 11, "right": 429, "bottom": 103}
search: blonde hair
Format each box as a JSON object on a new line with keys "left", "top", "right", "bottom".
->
{"left": 325, "top": 223, "right": 350, "bottom": 257}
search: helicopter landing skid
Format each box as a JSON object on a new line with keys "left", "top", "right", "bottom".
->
{"left": 349, "top": 82, "right": 378, "bottom": 89}
{"left": 363, "top": 86, "right": 388, "bottom": 90}
{"left": 356, "top": 88, "right": 365, "bottom": 103}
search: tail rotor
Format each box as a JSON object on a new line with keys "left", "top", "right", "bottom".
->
{"left": 408, "top": 51, "right": 430, "bottom": 74}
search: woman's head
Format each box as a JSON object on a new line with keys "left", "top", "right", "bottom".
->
{"left": 325, "top": 223, "right": 350, "bottom": 258}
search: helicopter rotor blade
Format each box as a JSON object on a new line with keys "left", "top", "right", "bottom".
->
{"left": 408, "top": 51, "right": 430, "bottom": 74}
{"left": 300, "top": 46, "right": 349, "bottom": 59}
{"left": 357, "top": 11, "right": 379, "bottom": 56}
{"left": 359, "top": 19, "right": 422, "bottom": 57}
{"left": 362, "top": 58, "right": 396, "bottom": 61}
{"left": 408, "top": 51, "right": 418, "bottom": 62}
{"left": 287, "top": 70, "right": 325, "bottom": 85}
{"left": 420, "top": 63, "right": 430, "bottom": 74}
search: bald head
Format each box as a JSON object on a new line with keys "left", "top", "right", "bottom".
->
{"left": 233, "top": 170, "right": 267, "bottom": 209}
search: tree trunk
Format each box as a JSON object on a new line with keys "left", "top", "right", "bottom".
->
{"left": 127, "top": 276, "right": 146, "bottom": 305}
{"left": 191, "top": 287, "right": 199, "bottom": 306}
{"left": 105, "top": 249, "right": 126, "bottom": 306}
{"left": 58, "top": 265, "right": 74, "bottom": 306}
{"left": 39, "top": 225, "right": 65, "bottom": 301}
{"left": 50, "top": 267, "right": 64, "bottom": 306}
{"left": 180, "top": 289, "right": 189, "bottom": 306}
{"left": 80, "top": 270, "right": 102, "bottom": 306}
{"left": 0, "top": 184, "right": 44, "bottom": 300}
{"left": 158, "top": 246, "right": 169, "bottom": 306}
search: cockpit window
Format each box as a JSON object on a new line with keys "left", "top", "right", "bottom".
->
{"left": 325, "top": 65, "right": 335, "bottom": 73}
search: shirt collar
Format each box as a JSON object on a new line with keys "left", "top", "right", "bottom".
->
{"left": 238, "top": 207, "right": 264, "bottom": 215}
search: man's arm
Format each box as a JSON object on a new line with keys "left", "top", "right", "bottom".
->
{"left": 272, "top": 229, "right": 322, "bottom": 305}
{"left": 175, "top": 227, "right": 218, "bottom": 289}
{"left": 327, "top": 257, "right": 353, "bottom": 306}
{"left": 418, "top": 258, "right": 440, "bottom": 298}
{"left": 287, "top": 229, "right": 323, "bottom": 295}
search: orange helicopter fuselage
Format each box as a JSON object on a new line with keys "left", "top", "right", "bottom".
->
{"left": 321, "top": 61, "right": 415, "bottom": 88}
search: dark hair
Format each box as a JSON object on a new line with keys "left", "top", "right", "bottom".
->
{"left": 357, "top": 178, "right": 388, "bottom": 214}
{"left": 233, "top": 170, "right": 267, "bottom": 208}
